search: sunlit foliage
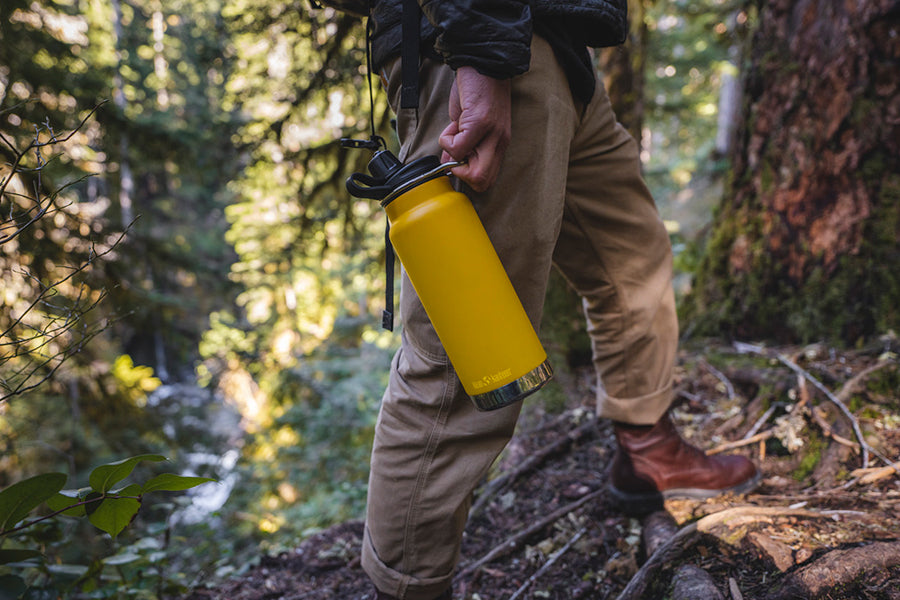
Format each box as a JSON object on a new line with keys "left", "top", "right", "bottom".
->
{"left": 198, "top": 1, "right": 398, "bottom": 542}
{"left": 642, "top": 0, "right": 754, "bottom": 207}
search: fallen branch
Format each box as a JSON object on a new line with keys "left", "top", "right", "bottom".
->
{"left": 615, "top": 520, "right": 699, "bottom": 600}
{"left": 507, "top": 527, "right": 587, "bottom": 600}
{"left": 764, "top": 540, "right": 900, "bottom": 600}
{"left": 469, "top": 416, "right": 598, "bottom": 517}
{"left": 733, "top": 343, "right": 871, "bottom": 469}
{"left": 456, "top": 488, "right": 603, "bottom": 580}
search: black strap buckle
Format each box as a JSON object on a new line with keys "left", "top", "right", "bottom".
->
{"left": 340, "top": 136, "right": 385, "bottom": 151}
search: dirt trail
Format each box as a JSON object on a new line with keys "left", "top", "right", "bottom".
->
{"left": 184, "top": 341, "right": 900, "bottom": 600}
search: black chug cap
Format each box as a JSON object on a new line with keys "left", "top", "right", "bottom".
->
{"left": 346, "top": 150, "right": 441, "bottom": 205}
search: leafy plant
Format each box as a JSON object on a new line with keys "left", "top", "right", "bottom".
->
{"left": 0, "top": 455, "right": 214, "bottom": 599}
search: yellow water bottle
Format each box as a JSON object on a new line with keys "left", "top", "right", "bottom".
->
{"left": 347, "top": 150, "right": 552, "bottom": 410}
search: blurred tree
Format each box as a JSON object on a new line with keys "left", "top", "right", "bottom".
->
{"left": 196, "top": 0, "right": 396, "bottom": 540}
{"left": 685, "top": 0, "right": 900, "bottom": 343}
{"left": 597, "top": 0, "right": 652, "bottom": 146}
{"left": 96, "top": 0, "right": 240, "bottom": 378}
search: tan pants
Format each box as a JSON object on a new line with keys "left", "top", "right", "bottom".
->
{"left": 362, "top": 35, "right": 679, "bottom": 600}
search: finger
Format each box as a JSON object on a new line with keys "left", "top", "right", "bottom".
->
{"left": 439, "top": 120, "right": 462, "bottom": 159}
{"left": 441, "top": 120, "right": 490, "bottom": 163}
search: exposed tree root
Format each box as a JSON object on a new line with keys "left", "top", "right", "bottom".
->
{"left": 764, "top": 540, "right": 900, "bottom": 600}
{"left": 671, "top": 564, "right": 725, "bottom": 600}
{"left": 617, "top": 506, "right": 843, "bottom": 600}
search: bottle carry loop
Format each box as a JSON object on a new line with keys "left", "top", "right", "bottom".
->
{"left": 340, "top": 0, "right": 421, "bottom": 330}
{"left": 346, "top": 152, "right": 463, "bottom": 331}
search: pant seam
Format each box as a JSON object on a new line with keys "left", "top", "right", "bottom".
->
{"left": 560, "top": 194, "right": 633, "bottom": 395}
{"left": 401, "top": 355, "right": 456, "bottom": 580}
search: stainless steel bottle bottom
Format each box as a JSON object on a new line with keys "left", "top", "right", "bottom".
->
{"left": 470, "top": 359, "right": 554, "bottom": 411}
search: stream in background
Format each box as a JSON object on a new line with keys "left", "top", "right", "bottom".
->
{"left": 146, "top": 383, "right": 244, "bottom": 527}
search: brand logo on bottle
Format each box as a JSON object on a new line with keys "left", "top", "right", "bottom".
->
{"left": 472, "top": 368, "right": 512, "bottom": 390}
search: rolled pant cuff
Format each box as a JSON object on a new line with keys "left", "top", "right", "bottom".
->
{"left": 361, "top": 526, "right": 453, "bottom": 600}
{"left": 597, "top": 382, "right": 673, "bottom": 426}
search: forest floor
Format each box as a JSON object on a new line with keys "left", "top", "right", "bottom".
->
{"left": 183, "top": 339, "right": 900, "bottom": 600}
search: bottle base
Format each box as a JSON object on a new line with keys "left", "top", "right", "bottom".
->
{"left": 470, "top": 360, "right": 553, "bottom": 411}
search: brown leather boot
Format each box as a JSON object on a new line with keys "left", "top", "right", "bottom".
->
{"left": 609, "top": 414, "right": 760, "bottom": 514}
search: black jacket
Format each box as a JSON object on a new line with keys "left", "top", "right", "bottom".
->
{"left": 370, "top": 0, "right": 628, "bottom": 80}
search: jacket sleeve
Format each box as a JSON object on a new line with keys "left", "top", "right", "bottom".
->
{"left": 419, "top": 0, "right": 533, "bottom": 79}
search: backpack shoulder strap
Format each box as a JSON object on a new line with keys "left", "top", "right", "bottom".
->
{"left": 400, "top": 0, "right": 420, "bottom": 109}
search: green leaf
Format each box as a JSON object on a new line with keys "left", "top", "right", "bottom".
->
{"left": 142, "top": 473, "right": 215, "bottom": 493}
{"left": 45, "top": 493, "right": 86, "bottom": 517}
{"left": 111, "top": 483, "right": 143, "bottom": 497}
{"left": 88, "top": 455, "right": 166, "bottom": 494}
{"left": 87, "top": 497, "right": 141, "bottom": 538}
{"left": 45, "top": 563, "right": 89, "bottom": 577}
{"left": 0, "top": 473, "right": 67, "bottom": 532}
{"left": 103, "top": 552, "right": 141, "bottom": 566}
{"left": 0, "top": 574, "right": 26, "bottom": 600}
{"left": 0, "top": 549, "right": 41, "bottom": 565}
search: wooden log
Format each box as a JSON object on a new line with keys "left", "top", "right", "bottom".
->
{"left": 671, "top": 564, "right": 725, "bottom": 600}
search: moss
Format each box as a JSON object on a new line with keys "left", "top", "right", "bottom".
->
{"left": 865, "top": 364, "right": 900, "bottom": 405}
{"left": 793, "top": 431, "right": 824, "bottom": 482}
{"left": 859, "top": 406, "right": 883, "bottom": 420}
{"left": 685, "top": 168, "right": 900, "bottom": 345}
{"left": 758, "top": 159, "right": 776, "bottom": 194}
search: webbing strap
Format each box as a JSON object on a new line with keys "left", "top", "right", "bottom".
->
{"left": 400, "top": 0, "right": 420, "bottom": 109}
{"left": 382, "top": 222, "right": 395, "bottom": 331}
{"left": 379, "top": 0, "right": 418, "bottom": 330}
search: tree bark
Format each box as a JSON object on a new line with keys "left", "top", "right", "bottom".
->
{"left": 686, "top": 0, "right": 900, "bottom": 344}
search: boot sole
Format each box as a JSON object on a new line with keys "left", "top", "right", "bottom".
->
{"left": 607, "top": 471, "right": 762, "bottom": 515}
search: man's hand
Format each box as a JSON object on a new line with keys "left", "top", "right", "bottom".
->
{"left": 439, "top": 66, "right": 512, "bottom": 192}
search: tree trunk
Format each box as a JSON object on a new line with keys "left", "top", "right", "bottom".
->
{"left": 686, "top": 0, "right": 900, "bottom": 344}
{"left": 111, "top": 0, "right": 134, "bottom": 228}
{"left": 596, "top": 0, "right": 650, "bottom": 149}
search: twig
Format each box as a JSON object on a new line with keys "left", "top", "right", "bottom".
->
{"left": 507, "top": 527, "right": 587, "bottom": 600}
{"left": 456, "top": 489, "right": 603, "bottom": 580}
{"left": 810, "top": 406, "right": 859, "bottom": 451}
{"left": 701, "top": 358, "right": 736, "bottom": 401}
{"left": 744, "top": 404, "right": 778, "bottom": 439}
{"left": 775, "top": 353, "right": 870, "bottom": 468}
{"left": 707, "top": 430, "right": 773, "bottom": 455}
{"left": 469, "top": 417, "right": 597, "bottom": 517}
{"left": 836, "top": 360, "right": 896, "bottom": 403}
{"left": 850, "top": 460, "right": 900, "bottom": 484}
{"left": 733, "top": 343, "right": 871, "bottom": 469}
